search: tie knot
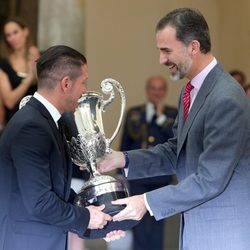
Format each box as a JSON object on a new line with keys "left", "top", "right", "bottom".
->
{"left": 185, "top": 81, "right": 194, "bottom": 93}
{"left": 58, "top": 117, "right": 63, "bottom": 128}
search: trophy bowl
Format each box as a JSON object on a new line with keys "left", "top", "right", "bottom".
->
{"left": 74, "top": 174, "right": 128, "bottom": 215}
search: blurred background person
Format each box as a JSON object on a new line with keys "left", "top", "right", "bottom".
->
{"left": 0, "top": 17, "right": 39, "bottom": 124}
{"left": 120, "top": 75, "right": 178, "bottom": 250}
{"left": 229, "top": 69, "right": 246, "bottom": 88}
{"left": 244, "top": 84, "right": 250, "bottom": 99}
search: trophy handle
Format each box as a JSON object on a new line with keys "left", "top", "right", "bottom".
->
{"left": 100, "top": 78, "right": 126, "bottom": 151}
{"left": 19, "top": 95, "right": 32, "bottom": 109}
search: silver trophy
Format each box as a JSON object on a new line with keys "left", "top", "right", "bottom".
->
{"left": 69, "top": 78, "right": 128, "bottom": 215}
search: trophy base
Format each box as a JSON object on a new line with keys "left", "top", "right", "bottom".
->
{"left": 82, "top": 219, "right": 139, "bottom": 239}
{"left": 74, "top": 175, "right": 129, "bottom": 215}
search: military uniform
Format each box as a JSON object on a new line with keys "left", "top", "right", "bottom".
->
{"left": 120, "top": 102, "right": 178, "bottom": 250}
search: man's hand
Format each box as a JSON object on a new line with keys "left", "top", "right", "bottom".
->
{"left": 98, "top": 150, "right": 125, "bottom": 173}
{"left": 86, "top": 204, "right": 112, "bottom": 229}
{"left": 111, "top": 195, "right": 147, "bottom": 221}
{"left": 103, "top": 230, "right": 126, "bottom": 242}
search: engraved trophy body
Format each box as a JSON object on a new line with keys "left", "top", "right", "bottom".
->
{"left": 69, "top": 78, "right": 128, "bottom": 215}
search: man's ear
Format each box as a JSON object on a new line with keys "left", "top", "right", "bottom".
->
{"left": 189, "top": 40, "right": 200, "bottom": 55}
{"left": 60, "top": 76, "right": 71, "bottom": 92}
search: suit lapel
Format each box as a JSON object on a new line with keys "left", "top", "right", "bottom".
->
{"left": 27, "top": 97, "right": 72, "bottom": 198}
{"left": 27, "top": 97, "right": 63, "bottom": 151}
{"left": 177, "top": 63, "right": 223, "bottom": 156}
{"left": 62, "top": 133, "right": 73, "bottom": 199}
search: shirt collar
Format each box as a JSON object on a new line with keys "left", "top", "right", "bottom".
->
{"left": 33, "top": 92, "right": 61, "bottom": 125}
{"left": 146, "top": 102, "right": 155, "bottom": 123}
{"left": 190, "top": 57, "right": 217, "bottom": 90}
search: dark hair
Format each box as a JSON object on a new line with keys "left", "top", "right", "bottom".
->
{"left": 1, "top": 17, "right": 33, "bottom": 58}
{"left": 229, "top": 69, "right": 246, "bottom": 86}
{"left": 244, "top": 84, "right": 250, "bottom": 93}
{"left": 156, "top": 8, "right": 211, "bottom": 54}
{"left": 36, "top": 45, "right": 87, "bottom": 89}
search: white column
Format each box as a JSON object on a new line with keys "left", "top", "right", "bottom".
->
{"left": 38, "top": 0, "right": 85, "bottom": 53}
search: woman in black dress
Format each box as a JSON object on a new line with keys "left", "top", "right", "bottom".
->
{"left": 0, "top": 17, "right": 39, "bottom": 124}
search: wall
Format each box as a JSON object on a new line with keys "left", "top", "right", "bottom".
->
{"left": 217, "top": 0, "right": 250, "bottom": 77}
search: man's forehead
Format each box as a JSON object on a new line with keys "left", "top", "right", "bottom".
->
{"left": 156, "top": 27, "right": 185, "bottom": 51}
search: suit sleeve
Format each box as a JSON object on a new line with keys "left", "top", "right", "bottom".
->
{"left": 11, "top": 123, "right": 90, "bottom": 236}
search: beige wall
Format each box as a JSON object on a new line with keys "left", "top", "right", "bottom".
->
{"left": 217, "top": 0, "right": 250, "bottom": 76}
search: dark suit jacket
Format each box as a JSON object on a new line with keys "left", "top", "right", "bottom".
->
{"left": 0, "top": 97, "right": 89, "bottom": 250}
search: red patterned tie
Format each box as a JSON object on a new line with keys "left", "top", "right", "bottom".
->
{"left": 183, "top": 81, "right": 194, "bottom": 121}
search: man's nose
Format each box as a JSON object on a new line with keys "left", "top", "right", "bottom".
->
{"left": 159, "top": 53, "right": 167, "bottom": 65}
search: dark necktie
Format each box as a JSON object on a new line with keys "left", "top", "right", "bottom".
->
{"left": 58, "top": 118, "right": 64, "bottom": 139}
{"left": 183, "top": 81, "right": 194, "bottom": 121}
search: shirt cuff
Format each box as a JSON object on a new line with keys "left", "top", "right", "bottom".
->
{"left": 124, "top": 167, "right": 129, "bottom": 177}
{"left": 143, "top": 193, "right": 153, "bottom": 216}
{"left": 156, "top": 114, "right": 167, "bottom": 125}
{"left": 123, "top": 151, "right": 129, "bottom": 177}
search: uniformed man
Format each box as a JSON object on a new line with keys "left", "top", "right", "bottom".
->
{"left": 120, "top": 75, "right": 178, "bottom": 250}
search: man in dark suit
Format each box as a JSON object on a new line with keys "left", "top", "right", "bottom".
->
{"left": 0, "top": 45, "right": 113, "bottom": 250}
{"left": 120, "top": 75, "right": 177, "bottom": 250}
{"left": 98, "top": 8, "right": 250, "bottom": 250}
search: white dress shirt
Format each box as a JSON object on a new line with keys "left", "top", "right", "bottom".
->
{"left": 33, "top": 92, "right": 61, "bottom": 127}
{"left": 189, "top": 57, "right": 217, "bottom": 111}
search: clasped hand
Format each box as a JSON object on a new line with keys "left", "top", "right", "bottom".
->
{"left": 86, "top": 204, "right": 111, "bottom": 230}
{"left": 86, "top": 204, "right": 126, "bottom": 242}
{"left": 104, "top": 194, "right": 147, "bottom": 241}
{"left": 112, "top": 194, "right": 147, "bottom": 221}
